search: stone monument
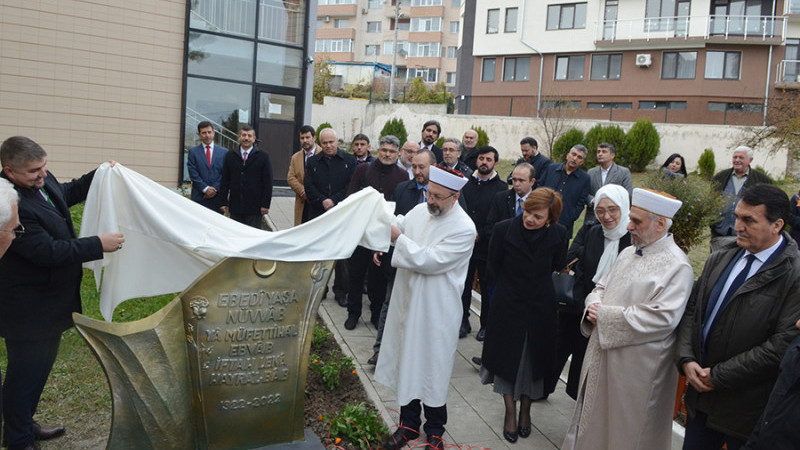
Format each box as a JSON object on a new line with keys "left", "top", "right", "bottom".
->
{"left": 74, "top": 258, "right": 334, "bottom": 449}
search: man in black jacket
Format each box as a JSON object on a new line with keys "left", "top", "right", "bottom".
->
{"left": 460, "top": 129, "right": 480, "bottom": 171}
{"left": 304, "top": 128, "right": 357, "bottom": 305}
{"left": 459, "top": 146, "right": 507, "bottom": 338}
{"left": 538, "top": 145, "right": 590, "bottom": 238}
{"left": 506, "top": 137, "right": 550, "bottom": 185}
{"left": 343, "top": 135, "right": 408, "bottom": 330}
{"left": 219, "top": 125, "right": 273, "bottom": 228}
{"left": 0, "top": 136, "right": 125, "bottom": 450}
{"left": 419, "top": 120, "right": 443, "bottom": 163}
{"left": 711, "top": 146, "right": 772, "bottom": 239}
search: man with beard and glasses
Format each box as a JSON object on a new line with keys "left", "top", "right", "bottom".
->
{"left": 397, "top": 141, "right": 419, "bottom": 180}
{"left": 287, "top": 125, "right": 320, "bottom": 225}
{"left": 460, "top": 146, "right": 507, "bottom": 338}
{"left": 538, "top": 145, "right": 590, "bottom": 238}
{"left": 376, "top": 165, "right": 475, "bottom": 450}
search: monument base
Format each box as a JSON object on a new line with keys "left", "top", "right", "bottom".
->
{"left": 258, "top": 428, "right": 325, "bottom": 450}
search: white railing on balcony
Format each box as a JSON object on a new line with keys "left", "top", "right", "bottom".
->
{"left": 776, "top": 59, "right": 800, "bottom": 83}
{"left": 191, "top": 0, "right": 256, "bottom": 37}
{"left": 596, "top": 15, "right": 785, "bottom": 43}
{"left": 185, "top": 107, "right": 240, "bottom": 150}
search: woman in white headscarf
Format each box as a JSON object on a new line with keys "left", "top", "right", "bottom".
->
{"left": 555, "top": 184, "right": 631, "bottom": 399}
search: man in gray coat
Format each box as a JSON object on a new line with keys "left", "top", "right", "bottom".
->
{"left": 676, "top": 183, "right": 800, "bottom": 449}
{"left": 585, "top": 142, "right": 632, "bottom": 224}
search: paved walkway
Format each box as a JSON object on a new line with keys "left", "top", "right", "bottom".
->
{"left": 269, "top": 189, "right": 682, "bottom": 450}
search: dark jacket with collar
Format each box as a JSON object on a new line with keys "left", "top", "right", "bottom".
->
{"left": 219, "top": 146, "right": 273, "bottom": 215}
{"left": 392, "top": 180, "right": 466, "bottom": 216}
{"left": 445, "top": 160, "right": 473, "bottom": 178}
{"left": 461, "top": 171, "right": 508, "bottom": 259}
{"left": 538, "top": 163, "right": 590, "bottom": 237}
{"left": 485, "top": 189, "right": 517, "bottom": 243}
{"left": 676, "top": 233, "right": 800, "bottom": 440}
{"left": 304, "top": 149, "right": 357, "bottom": 220}
{"left": 420, "top": 143, "right": 443, "bottom": 163}
{"left": 0, "top": 170, "right": 103, "bottom": 340}
{"left": 711, "top": 168, "right": 773, "bottom": 236}
{"left": 508, "top": 153, "right": 552, "bottom": 184}
{"left": 346, "top": 159, "right": 408, "bottom": 201}
{"left": 461, "top": 146, "right": 479, "bottom": 171}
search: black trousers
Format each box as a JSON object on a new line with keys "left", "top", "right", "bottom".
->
{"left": 555, "top": 310, "right": 589, "bottom": 400}
{"left": 346, "top": 246, "right": 387, "bottom": 319}
{"left": 683, "top": 412, "right": 746, "bottom": 450}
{"left": 460, "top": 257, "right": 488, "bottom": 329}
{"left": 230, "top": 212, "right": 262, "bottom": 229}
{"left": 3, "top": 337, "right": 62, "bottom": 448}
{"left": 400, "top": 400, "right": 447, "bottom": 437}
{"left": 332, "top": 260, "right": 349, "bottom": 299}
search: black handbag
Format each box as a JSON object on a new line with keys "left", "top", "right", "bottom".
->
{"left": 552, "top": 258, "right": 579, "bottom": 310}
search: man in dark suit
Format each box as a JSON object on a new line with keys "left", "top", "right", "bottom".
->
{"left": 305, "top": 128, "right": 357, "bottom": 306}
{"left": 441, "top": 138, "right": 472, "bottom": 177}
{"left": 538, "top": 145, "right": 591, "bottom": 238}
{"left": 711, "top": 146, "right": 772, "bottom": 240}
{"left": 0, "top": 136, "right": 125, "bottom": 450}
{"left": 0, "top": 178, "right": 20, "bottom": 441}
{"left": 351, "top": 133, "right": 375, "bottom": 164}
{"left": 460, "top": 129, "right": 480, "bottom": 171}
{"left": 585, "top": 142, "right": 633, "bottom": 224}
{"left": 186, "top": 121, "right": 227, "bottom": 212}
{"left": 419, "top": 120, "right": 443, "bottom": 163}
{"left": 507, "top": 137, "right": 550, "bottom": 185}
{"left": 219, "top": 125, "right": 273, "bottom": 228}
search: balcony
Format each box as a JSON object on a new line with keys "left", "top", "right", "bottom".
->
{"left": 595, "top": 15, "right": 785, "bottom": 46}
{"left": 776, "top": 59, "right": 800, "bottom": 88}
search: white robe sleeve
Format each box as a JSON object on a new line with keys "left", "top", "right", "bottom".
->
{"left": 392, "top": 228, "right": 475, "bottom": 275}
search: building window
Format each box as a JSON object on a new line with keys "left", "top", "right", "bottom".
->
{"left": 447, "top": 46, "right": 457, "bottom": 58}
{"left": 785, "top": 39, "right": 800, "bottom": 82}
{"left": 487, "top": 9, "right": 500, "bottom": 33}
{"left": 451, "top": 21, "right": 460, "bottom": 33}
{"left": 542, "top": 100, "right": 581, "bottom": 109}
{"left": 587, "top": 102, "right": 632, "bottom": 109}
{"left": 482, "top": 58, "right": 496, "bottom": 81}
{"left": 639, "top": 101, "right": 687, "bottom": 110}
{"left": 645, "top": 0, "right": 691, "bottom": 32}
{"left": 409, "top": 42, "right": 440, "bottom": 57}
{"left": 705, "top": 51, "right": 741, "bottom": 79}
{"left": 368, "top": 0, "right": 382, "bottom": 8}
{"left": 710, "top": 0, "right": 770, "bottom": 36}
{"left": 318, "top": 0, "right": 355, "bottom": 4}
{"left": 411, "top": 17, "right": 442, "bottom": 32}
{"left": 452, "top": 0, "right": 461, "bottom": 6}
{"left": 384, "top": 40, "right": 409, "bottom": 55}
{"left": 547, "top": 3, "right": 587, "bottom": 30}
{"left": 662, "top": 51, "right": 697, "bottom": 79}
{"left": 590, "top": 54, "right": 622, "bottom": 80}
{"left": 446, "top": 72, "right": 456, "bottom": 84}
{"left": 791, "top": 0, "right": 800, "bottom": 14}
{"left": 505, "top": 7, "right": 518, "bottom": 32}
{"left": 555, "top": 55, "right": 585, "bottom": 80}
{"left": 503, "top": 57, "right": 530, "bottom": 81}
{"left": 708, "top": 102, "right": 763, "bottom": 113}
{"left": 315, "top": 39, "right": 353, "bottom": 52}
{"left": 392, "top": 18, "right": 410, "bottom": 30}
{"left": 365, "top": 45, "right": 380, "bottom": 56}
{"left": 413, "top": 68, "right": 438, "bottom": 82}
{"left": 334, "top": 19, "right": 349, "bottom": 28}
{"left": 367, "top": 21, "right": 382, "bottom": 32}
{"left": 411, "top": 0, "right": 442, "bottom": 5}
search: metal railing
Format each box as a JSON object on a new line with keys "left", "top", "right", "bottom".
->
{"left": 596, "top": 15, "right": 785, "bottom": 43}
{"left": 185, "top": 107, "right": 240, "bottom": 150}
{"left": 776, "top": 59, "right": 800, "bottom": 83}
{"left": 190, "top": 0, "right": 304, "bottom": 45}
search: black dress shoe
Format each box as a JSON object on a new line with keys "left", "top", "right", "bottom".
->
{"left": 367, "top": 352, "right": 379, "bottom": 365}
{"left": 33, "top": 422, "right": 65, "bottom": 441}
{"left": 9, "top": 444, "right": 40, "bottom": 450}
{"left": 344, "top": 315, "right": 359, "bottom": 330}
{"left": 384, "top": 427, "right": 419, "bottom": 450}
{"left": 458, "top": 322, "right": 470, "bottom": 338}
{"left": 427, "top": 434, "right": 444, "bottom": 450}
{"left": 476, "top": 328, "right": 486, "bottom": 341}
{"left": 518, "top": 425, "right": 531, "bottom": 438}
{"left": 503, "top": 429, "right": 518, "bottom": 443}
{"left": 336, "top": 296, "right": 348, "bottom": 307}
{"left": 370, "top": 315, "right": 379, "bottom": 328}
{"left": 471, "top": 356, "right": 482, "bottom": 366}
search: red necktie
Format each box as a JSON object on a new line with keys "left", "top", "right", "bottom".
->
{"left": 242, "top": 150, "right": 248, "bottom": 163}
{"left": 205, "top": 145, "right": 211, "bottom": 167}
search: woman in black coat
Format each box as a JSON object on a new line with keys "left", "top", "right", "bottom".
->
{"left": 555, "top": 184, "right": 631, "bottom": 399}
{"left": 480, "top": 187, "right": 568, "bottom": 443}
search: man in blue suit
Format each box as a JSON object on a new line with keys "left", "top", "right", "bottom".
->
{"left": 187, "top": 121, "right": 227, "bottom": 212}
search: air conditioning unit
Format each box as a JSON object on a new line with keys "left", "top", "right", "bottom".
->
{"left": 635, "top": 54, "right": 652, "bottom": 67}
{"left": 324, "top": 15, "right": 331, "bottom": 22}
{"left": 362, "top": 8, "right": 368, "bottom": 14}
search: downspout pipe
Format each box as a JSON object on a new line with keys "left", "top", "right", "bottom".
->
{"left": 519, "top": 0, "right": 543, "bottom": 118}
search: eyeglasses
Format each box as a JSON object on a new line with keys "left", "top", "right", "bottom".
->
{"left": 2, "top": 223, "right": 24, "bottom": 238}
{"left": 428, "top": 192, "right": 456, "bottom": 202}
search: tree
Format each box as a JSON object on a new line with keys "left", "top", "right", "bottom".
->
{"left": 316, "top": 122, "right": 332, "bottom": 145}
{"left": 742, "top": 91, "right": 800, "bottom": 165}
{"left": 380, "top": 118, "right": 407, "bottom": 145}
{"left": 621, "top": 119, "right": 660, "bottom": 172}
{"left": 551, "top": 128, "right": 585, "bottom": 164}
{"left": 697, "top": 149, "right": 716, "bottom": 180}
{"left": 471, "top": 125, "right": 490, "bottom": 148}
{"left": 313, "top": 61, "right": 334, "bottom": 104}
{"left": 537, "top": 92, "right": 579, "bottom": 158}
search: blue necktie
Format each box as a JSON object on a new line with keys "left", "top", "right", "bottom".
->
{"left": 515, "top": 198, "right": 523, "bottom": 216}
{"left": 703, "top": 253, "right": 756, "bottom": 342}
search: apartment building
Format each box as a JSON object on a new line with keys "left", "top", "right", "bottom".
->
{"left": 459, "top": 0, "right": 800, "bottom": 126}
{"left": 315, "top": 0, "right": 463, "bottom": 86}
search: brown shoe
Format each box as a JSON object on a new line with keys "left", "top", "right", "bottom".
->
{"left": 33, "top": 422, "right": 65, "bottom": 441}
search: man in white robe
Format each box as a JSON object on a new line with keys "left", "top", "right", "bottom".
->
{"left": 563, "top": 188, "right": 694, "bottom": 450}
{"left": 375, "top": 166, "right": 475, "bottom": 450}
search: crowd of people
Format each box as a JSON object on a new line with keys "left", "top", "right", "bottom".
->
{"left": 2, "top": 122, "right": 800, "bottom": 450}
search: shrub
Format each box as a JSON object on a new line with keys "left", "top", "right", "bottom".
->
{"left": 311, "top": 324, "right": 333, "bottom": 351}
{"left": 434, "top": 136, "right": 445, "bottom": 148}
{"left": 310, "top": 351, "right": 355, "bottom": 390}
{"left": 472, "top": 125, "right": 490, "bottom": 148}
{"left": 323, "top": 403, "right": 389, "bottom": 450}
{"left": 380, "top": 118, "right": 408, "bottom": 145}
{"left": 584, "top": 124, "right": 626, "bottom": 170}
{"left": 316, "top": 123, "right": 332, "bottom": 145}
{"left": 551, "top": 128, "right": 585, "bottom": 163}
{"left": 697, "top": 148, "right": 716, "bottom": 180}
{"left": 622, "top": 119, "right": 660, "bottom": 172}
{"left": 643, "top": 173, "right": 726, "bottom": 252}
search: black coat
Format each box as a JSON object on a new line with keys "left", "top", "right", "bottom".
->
{"left": 303, "top": 149, "right": 357, "bottom": 221}
{"left": 508, "top": 153, "right": 552, "bottom": 184}
{"left": 485, "top": 189, "right": 516, "bottom": 243}
{"left": 219, "top": 147, "right": 273, "bottom": 215}
{"left": 566, "top": 222, "right": 632, "bottom": 313}
{"left": 392, "top": 180, "right": 466, "bottom": 216}
{"left": 346, "top": 159, "right": 408, "bottom": 200}
{"left": 461, "top": 173, "right": 508, "bottom": 259}
{"left": 461, "top": 146, "right": 479, "bottom": 171}
{"left": 538, "top": 163, "right": 590, "bottom": 237}
{"left": 745, "top": 334, "right": 800, "bottom": 449}
{"left": 481, "top": 217, "right": 568, "bottom": 391}
{"left": 0, "top": 171, "right": 103, "bottom": 340}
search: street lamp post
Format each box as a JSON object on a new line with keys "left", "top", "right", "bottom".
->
{"left": 389, "top": 0, "right": 401, "bottom": 104}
